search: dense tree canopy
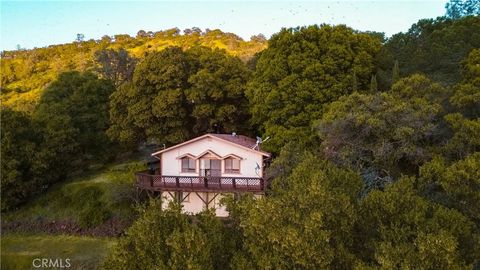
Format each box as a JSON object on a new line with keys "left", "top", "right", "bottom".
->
{"left": 450, "top": 48, "right": 480, "bottom": 119}
{"left": 94, "top": 48, "right": 137, "bottom": 87}
{"left": 0, "top": 29, "right": 266, "bottom": 113}
{"left": 1, "top": 71, "right": 115, "bottom": 210}
{"left": 32, "top": 71, "right": 115, "bottom": 190}
{"left": 102, "top": 202, "right": 235, "bottom": 270}
{"left": 229, "top": 157, "right": 363, "bottom": 269}
{"left": 357, "top": 177, "right": 478, "bottom": 268}
{"left": 3, "top": 15, "right": 480, "bottom": 269}
{"left": 247, "top": 24, "right": 382, "bottom": 153}
{"left": 316, "top": 81, "right": 445, "bottom": 181}
{"left": 1, "top": 108, "right": 39, "bottom": 211}
{"left": 108, "top": 46, "right": 251, "bottom": 145}
{"left": 376, "top": 16, "right": 480, "bottom": 88}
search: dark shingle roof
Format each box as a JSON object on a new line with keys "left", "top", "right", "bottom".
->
{"left": 210, "top": 134, "right": 257, "bottom": 149}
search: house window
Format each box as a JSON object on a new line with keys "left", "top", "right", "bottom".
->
{"left": 225, "top": 157, "right": 240, "bottom": 173}
{"left": 181, "top": 157, "right": 196, "bottom": 172}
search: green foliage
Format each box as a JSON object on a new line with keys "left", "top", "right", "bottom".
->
{"left": 443, "top": 113, "right": 480, "bottom": 159}
{"left": 108, "top": 46, "right": 251, "bottom": 145}
{"left": 1, "top": 235, "right": 115, "bottom": 270}
{"left": 316, "top": 89, "right": 443, "bottom": 179}
{"left": 0, "top": 29, "right": 266, "bottom": 113}
{"left": 230, "top": 157, "right": 363, "bottom": 269}
{"left": 391, "top": 74, "right": 450, "bottom": 104}
{"left": 419, "top": 153, "right": 480, "bottom": 223}
{"left": 392, "top": 59, "right": 400, "bottom": 84}
{"left": 3, "top": 20, "right": 480, "bottom": 269}
{"left": 445, "top": 0, "right": 480, "bottom": 18}
{"left": 75, "top": 186, "right": 112, "bottom": 229}
{"left": 2, "top": 159, "right": 144, "bottom": 226}
{"left": 94, "top": 48, "right": 137, "bottom": 87}
{"left": 369, "top": 74, "right": 377, "bottom": 92}
{"left": 186, "top": 46, "right": 252, "bottom": 134}
{"left": 33, "top": 71, "right": 115, "bottom": 179}
{"left": 0, "top": 108, "right": 40, "bottom": 211}
{"left": 265, "top": 141, "right": 314, "bottom": 185}
{"left": 357, "top": 177, "right": 478, "bottom": 268}
{"left": 377, "top": 16, "right": 480, "bottom": 88}
{"left": 102, "top": 201, "right": 233, "bottom": 270}
{"left": 450, "top": 48, "right": 480, "bottom": 118}
{"left": 247, "top": 25, "right": 382, "bottom": 153}
{"left": 78, "top": 200, "right": 112, "bottom": 229}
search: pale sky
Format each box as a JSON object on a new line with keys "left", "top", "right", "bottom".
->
{"left": 1, "top": 0, "right": 447, "bottom": 51}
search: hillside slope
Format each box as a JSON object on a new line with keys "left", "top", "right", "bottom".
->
{"left": 2, "top": 158, "right": 146, "bottom": 235}
{"left": 0, "top": 28, "right": 267, "bottom": 112}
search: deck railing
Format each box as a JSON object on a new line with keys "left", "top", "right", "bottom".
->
{"left": 135, "top": 170, "right": 265, "bottom": 192}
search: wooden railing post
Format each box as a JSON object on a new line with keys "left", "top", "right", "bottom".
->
{"left": 175, "top": 177, "right": 179, "bottom": 188}
{"left": 204, "top": 177, "right": 208, "bottom": 188}
{"left": 232, "top": 178, "right": 236, "bottom": 189}
{"left": 260, "top": 178, "right": 264, "bottom": 191}
{"left": 150, "top": 175, "right": 153, "bottom": 187}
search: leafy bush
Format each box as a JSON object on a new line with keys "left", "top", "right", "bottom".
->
{"left": 102, "top": 201, "right": 232, "bottom": 270}
{"left": 73, "top": 186, "right": 112, "bottom": 228}
{"left": 78, "top": 201, "right": 112, "bottom": 229}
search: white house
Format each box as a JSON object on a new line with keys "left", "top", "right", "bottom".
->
{"left": 135, "top": 133, "right": 271, "bottom": 217}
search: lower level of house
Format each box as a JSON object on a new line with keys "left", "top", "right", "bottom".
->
{"left": 159, "top": 191, "right": 262, "bottom": 217}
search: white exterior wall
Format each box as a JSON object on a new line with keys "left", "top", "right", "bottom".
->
{"left": 156, "top": 135, "right": 267, "bottom": 217}
{"left": 160, "top": 136, "right": 265, "bottom": 178}
{"left": 161, "top": 191, "right": 234, "bottom": 217}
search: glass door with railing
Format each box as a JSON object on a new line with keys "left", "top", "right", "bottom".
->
{"left": 200, "top": 159, "right": 221, "bottom": 180}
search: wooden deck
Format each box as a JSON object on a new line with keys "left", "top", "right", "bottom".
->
{"left": 135, "top": 170, "right": 265, "bottom": 193}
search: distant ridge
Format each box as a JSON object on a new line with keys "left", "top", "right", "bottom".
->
{"left": 0, "top": 28, "right": 267, "bottom": 112}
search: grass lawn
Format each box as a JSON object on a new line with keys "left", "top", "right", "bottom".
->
{"left": 1, "top": 234, "right": 115, "bottom": 270}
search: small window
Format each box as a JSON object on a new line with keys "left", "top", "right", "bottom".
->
{"left": 181, "top": 157, "right": 196, "bottom": 172}
{"left": 225, "top": 157, "right": 240, "bottom": 173}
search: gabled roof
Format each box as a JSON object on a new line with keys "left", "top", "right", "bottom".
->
{"left": 221, "top": 153, "right": 244, "bottom": 160}
{"left": 196, "top": 150, "right": 222, "bottom": 159}
{"left": 176, "top": 153, "right": 197, "bottom": 159}
{"left": 151, "top": 134, "right": 271, "bottom": 157}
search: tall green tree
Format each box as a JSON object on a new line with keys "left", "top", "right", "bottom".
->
{"left": 450, "top": 48, "right": 480, "bottom": 119}
{"left": 357, "top": 177, "right": 478, "bottom": 268}
{"left": 34, "top": 71, "right": 115, "bottom": 178}
{"left": 102, "top": 201, "right": 233, "bottom": 270}
{"left": 229, "top": 156, "right": 363, "bottom": 269}
{"left": 94, "top": 48, "right": 137, "bottom": 87}
{"left": 419, "top": 153, "right": 480, "bottom": 224}
{"left": 370, "top": 74, "right": 378, "bottom": 92}
{"left": 109, "top": 47, "right": 194, "bottom": 145}
{"left": 108, "top": 46, "right": 251, "bottom": 145}
{"left": 316, "top": 88, "right": 444, "bottom": 180}
{"left": 392, "top": 59, "right": 400, "bottom": 83}
{"left": 376, "top": 16, "right": 480, "bottom": 88}
{"left": 185, "top": 46, "right": 251, "bottom": 134}
{"left": 247, "top": 25, "right": 382, "bottom": 153}
{"left": 0, "top": 108, "right": 39, "bottom": 210}
{"left": 442, "top": 49, "right": 480, "bottom": 160}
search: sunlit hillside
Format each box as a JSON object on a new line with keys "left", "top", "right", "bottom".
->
{"left": 0, "top": 28, "right": 267, "bottom": 112}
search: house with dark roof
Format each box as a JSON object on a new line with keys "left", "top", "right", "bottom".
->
{"left": 135, "top": 133, "right": 271, "bottom": 216}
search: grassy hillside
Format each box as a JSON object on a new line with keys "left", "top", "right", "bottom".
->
{"left": 1, "top": 234, "right": 115, "bottom": 270}
{"left": 2, "top": 158, "right": 146, "bottom": 233}
{"left": 0, "top": 29, "right": 266, "bottom": 112}
{"left": 1, "top": 158, "right": 146, "bottom": 269}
